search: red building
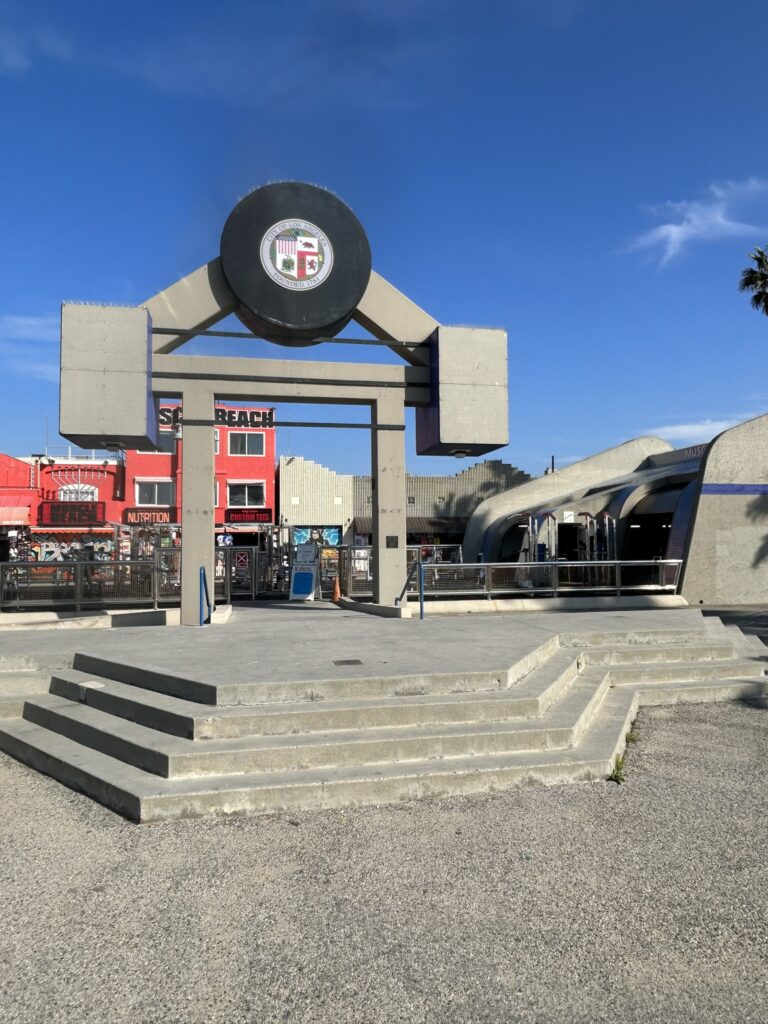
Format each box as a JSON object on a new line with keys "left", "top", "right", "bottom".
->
{"left": 122, "top": 403, "right": 276, "bottom": 555}
{"left": 0, "top": 404, "right": 276, "bottom": 561}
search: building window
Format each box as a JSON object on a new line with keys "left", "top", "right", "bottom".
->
{"left": 229, "top": 432, "right": 264, "bottom": 456}
{"left": 214, "top": 430, "right": 220, "bottom": 455}
{"left": 214, "top": 481, "right": 219, "bottom": 506}
{"left": 152, "top": 432, "right": 176, "bottom": 454}
{"left": 228, "top": 482, "right": 265, "bottom": 507}
{"left": 407, "top": 496, "right": 415, "bottom": 505}
{"left": 58, "top": 484, "right": 98, "bottom": 502}
{"left": 136, "top": 480, "right": 174, "bottom": 506}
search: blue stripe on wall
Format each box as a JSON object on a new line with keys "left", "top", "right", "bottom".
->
{"left": 701, "top": 484, "right": 768, "bottom": 495}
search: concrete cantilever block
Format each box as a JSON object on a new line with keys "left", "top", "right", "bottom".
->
{"left": 59, "top": 303, "right": 158, "bottom": 451}
{"left": 415, "top": 326, "right": 509, "bottom": 457}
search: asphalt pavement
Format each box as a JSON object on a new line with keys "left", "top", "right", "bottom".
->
{"left": 1, "top": 699, "right": 766, "bottom": 1024}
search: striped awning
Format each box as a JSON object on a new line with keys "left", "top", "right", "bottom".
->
{"left": 0, "top": 506, "right": 30, "bottom": 526}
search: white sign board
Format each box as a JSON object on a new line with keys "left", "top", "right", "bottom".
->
{"left": 290, "top": 543, "right": 321, "bottom": 601}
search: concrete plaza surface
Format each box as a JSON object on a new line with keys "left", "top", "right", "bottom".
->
{"left": 0, "top": 698, "right": 765, "bottom": 1024}
{"left": 1, "top": 602, "right": 717, "bottom": 687}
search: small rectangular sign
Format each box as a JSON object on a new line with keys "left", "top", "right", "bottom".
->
{"left": 124, "top": 508, "right": 177, "bottom": 525}
{"left": 225, "top": 507, "right": 273, "bottom": 524}
{"left": 39, "top": 501, "right": 106, "bottom": 526}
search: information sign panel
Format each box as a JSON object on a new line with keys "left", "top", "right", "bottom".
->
{"left": 290, "top": 543, "right": 321, "bottom": 601}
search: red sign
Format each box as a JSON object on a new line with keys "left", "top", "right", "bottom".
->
{"left": 225, "top": 507, "right": 272, "bottom": 524}
{"left": 39, "top": 501, "right": 106, "bottom": 526}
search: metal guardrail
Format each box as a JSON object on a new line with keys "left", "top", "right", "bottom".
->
{"left": 0, "top": 553, "right": 229, "bottom": 612}
{"left": 0, "top": 553, "right": 684, "bottom": 611}
{"left": 347, "top": 556, "right": 683, "bottom": 601}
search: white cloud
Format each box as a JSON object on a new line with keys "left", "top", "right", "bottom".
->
{"left": 625, "top": 178, "right": 768, "bottom": 265}
{"left": 0, "top": 23, "right": 73, "bottom": 74}
{"left": 0, "top": 314, "right": 59, "bottom": 383}
{"left": 0, "top": 314, "right": 59, "bottom": 342}
{"left": 644, "top": 417, "right": 748, "bottom": 445}
{"left": 8, "top": 358, "right": 59, "bottom": 383}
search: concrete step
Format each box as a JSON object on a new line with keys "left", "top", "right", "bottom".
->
{"left": 72, "top": 639, "right": 559, "bottom": 705}
{"left": 558, "top": 627, "right": 707, "bottom": 648}
{"left": 722, "top": 624, "right": 767, "bottom": 659}
{"left": 0, "top": 671, "right": 51, "bottom": 698}
{"left": 608, "top": 658, "right": 763, "bottom": 686}
{"left": 0, "top": 672, "right": 53, "bottom": 719}
{"left": 22, "top": 669, "right": 611, "bottom": 778}
{"left": 71, "top": 653, "right": 218, "bottom": 705}
{"left": 580, "top": 642, "right": 737, "bottom": 667}
{"left": 0, "top": 686, "right": 638, "bottom": 822}
{"left": 50, "top": 651, "right": 582, "bottom": 740}
{"left": 633, "top": 677, "right": 768, "bottom": 706}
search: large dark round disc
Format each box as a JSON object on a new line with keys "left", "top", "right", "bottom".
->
{"left": 220, "top": 181, "right": 371, "bottom": 346}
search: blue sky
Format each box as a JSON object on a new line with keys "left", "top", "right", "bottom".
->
{"left": 1, "top": 0, "right": 767, "bottom": 477}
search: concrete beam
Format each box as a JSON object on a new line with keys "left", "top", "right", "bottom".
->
{"left": 371, "top": 393, "right": 407, "bottom": 605}
{"left": 353, "top": 271, "right": 437, "bottom": 367}
{"left": 179, "top": 388, "right": 215, "bottom": 626}
{"left": 145, "top": 259, "right": 236, "bottom": 355}
{"left": 151, "top": 353, "right": 430, "bottom": 407}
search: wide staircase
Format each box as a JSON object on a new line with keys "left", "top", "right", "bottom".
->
{"left": 0, "top": 618, "right": 766, "bottom": 822}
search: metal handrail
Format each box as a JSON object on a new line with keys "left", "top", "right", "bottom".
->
{"left": 1, "top": 555, "right": 685, "bottom": 612}
{"left": 344, "top": 559, "right": 684, "bottom": 602}
{"left": 199, "top": 566, "right": 212, "bottom": 626}
{"left": 394, "top": 559, "right": 420, "bottom": 606}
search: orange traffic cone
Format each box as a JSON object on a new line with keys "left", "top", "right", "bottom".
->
{"left": 332, "top": 575, "right": 341, "bottom": 603}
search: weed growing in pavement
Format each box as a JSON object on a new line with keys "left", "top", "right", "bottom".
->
{"left": 625, "top": 729, "right": 639, "bottom": 744}
{"left": 609, "top": 754, "right": 626, "bottom": 784}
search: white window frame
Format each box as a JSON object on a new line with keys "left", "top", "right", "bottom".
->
{"left": 134, "top": 478, "right": 175, "bottom": 507}
{"left": 227, "top": 480, "right": 266, "bottom": 508}
{"left": 228, "top": 431, "right": 265, "bottom": 457}
{"left": 214, "top": 429, "right": 219, "bottom": 456}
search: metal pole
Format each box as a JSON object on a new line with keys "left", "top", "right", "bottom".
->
{"left": 616, "top": 562, "right": 622, "bottom": 597}
{"left": 419, "top": 561, "right": 425, "bottom": 621}
{"left": 75, "top": 562, "right": 82, "bottom": 613}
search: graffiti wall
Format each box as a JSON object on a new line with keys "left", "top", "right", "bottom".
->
{"left": 293, "top": 526, "right": 341, "bottom": 546}
{"left": 26, "top": 534, "right": 115, "bottom": 561}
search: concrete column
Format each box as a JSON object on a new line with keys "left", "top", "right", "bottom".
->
{"left": 180, "top": 387, "right": 215, "bottom": 625}
{"left": 371, "top": 393, "right": 407, "bottom": 605}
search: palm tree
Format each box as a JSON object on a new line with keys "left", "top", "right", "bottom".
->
{"left": 739, "top": 246, "right": 768, "bottom": 316}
